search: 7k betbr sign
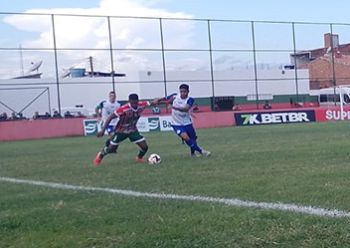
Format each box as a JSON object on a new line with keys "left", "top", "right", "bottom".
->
{"left": 234, "top": 110, "right": 316, "bottom": 126}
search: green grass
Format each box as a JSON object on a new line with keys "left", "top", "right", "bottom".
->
{"left": 2, "top": 122, "right": 350, "bottom": 247}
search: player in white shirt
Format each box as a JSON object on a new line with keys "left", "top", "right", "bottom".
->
{"left": 95, "top": 91, "right": 121, "bottom": 146}
{"left": 157, "top": 84, "right": 210, "bottom": 157}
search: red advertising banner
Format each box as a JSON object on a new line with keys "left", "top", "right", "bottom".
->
{"left": 315, "top": 106, "right": 350, "bottom": 122}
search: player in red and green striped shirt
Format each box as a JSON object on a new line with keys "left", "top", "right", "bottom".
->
{"left": 93, "top": 93, "right": 156, "bottom": 166}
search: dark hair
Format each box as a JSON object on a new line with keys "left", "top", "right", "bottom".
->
{"left": 179, "top": 84, "right": 189, "bottom": 91}
{"left": 128, "top": 93, "right": 139, "bottom": 101}
{"left": 109, "top": 91, "right": 116, "bottom": 95}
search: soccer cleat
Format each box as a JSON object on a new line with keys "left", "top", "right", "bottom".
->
{"left": 135, "top": 157, "right": 146, "bottom": 163}
{"left": 93, "top": 152, "right": 103, "bottom": 166}
{"left": 201, "top": 150, "right": 211, "bottom": 157}
{"left": 191, "top": 152, "right": 202, "bottom": 157}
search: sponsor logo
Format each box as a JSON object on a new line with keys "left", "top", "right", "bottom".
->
{"left": 83, "top": 119, "right": 98, "bottom": 136}
{"left": 136, "top": 116, "right": 172, "bottom": 132}
{"left": 325, "top": 110, "right": 350, "bottom": 120}
{"left": 235, "top": 111, "right": 316, "bottom": 126}
{"left": 161, "top": 120, "right": 172, "bottom": 128}
{"left": 136, "top": 117, "right": 149, "bottom": 132}
{"left": 159, "top": 116, "right": 173, "bottom": 131}
{"left": 148, "top": 118, "right": 160, "bottom": 131}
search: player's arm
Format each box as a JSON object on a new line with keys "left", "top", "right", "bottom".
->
{"left": 172, "top": 105, "right": 191, "bottom": 112}
{"left": 139, "top": 100, "right": 158, "bottom": 107}
{"left": 155, "top": 93, "right": 176, "bottom": 105}
{"left": 95, "top": 101, "right": 104, "bottom": 118}
{"left": 113, "top": 102, "right": 122, "bottom": 120}
{"left": 97, "top": 112, "right": 118, "bottom": 137}
{"left": 172, "top": 97, "right": 194, "bottom": 112}
{"left": 95, "top": 106, "right": 101, "bottom": 117}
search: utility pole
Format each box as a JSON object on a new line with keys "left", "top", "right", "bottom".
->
{"left": 89, "top": 56, "right": 94, "bottom": 77}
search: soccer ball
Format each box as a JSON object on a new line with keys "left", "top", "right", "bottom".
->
{"left": 148, "top": 153, "right": 161, "bottom": 165}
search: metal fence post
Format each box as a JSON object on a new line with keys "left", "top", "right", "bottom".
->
{"left": 207, "top": 20, "right": 216, "bottom": 110}
{"left": 51, "top": 14, "right": 61, "bottom": 114}
{"left": 330, "top": 24, "right": 337, "bottom": 105}
{"left": 159, "top": 18, "right": 168, "bottom": 97}
{"left": 47, "top": 87, "right": 51, "bottom": 115}
{"left": 292, "top": 22, "right": 299, "bottom": 101}
{"left": 251, "top": 21, "right": 259, "bottom": 109}
{"left": 107, "top": 16, "right": 116, "bottom": 92}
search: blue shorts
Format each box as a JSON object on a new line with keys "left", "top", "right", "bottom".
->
{"left": 172, "top": 124, "right": 197, "bottom": 140}
{"left": 99, "top": 121, "right": 115, "bottom": 135}
{"left": 106, "top": 125, "right": 115, "bottom": 135}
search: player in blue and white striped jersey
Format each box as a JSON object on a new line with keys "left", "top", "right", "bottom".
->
{"left": 157, "top": 84, "right": 210, "bottom": 157}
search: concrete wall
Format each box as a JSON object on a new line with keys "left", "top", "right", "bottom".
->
{"left": 0, "top": 118, "right": 85, "bottom": 141}
{"left": 0, "top": 112, "right": 235, "bottom": 141}
{"left": 2, "top": 105, "right": 349, "bottom": 141}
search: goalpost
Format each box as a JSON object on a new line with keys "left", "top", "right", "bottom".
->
{"left": 338, "top": 86, "right": 350, "bottom": 120}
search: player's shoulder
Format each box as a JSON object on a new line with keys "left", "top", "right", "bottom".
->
{"left": 116, "top": 103, "right": 130, "bottom": 113}
{"left": 98, "top": 100, "right": 107, "bottom": 108}
{"left": 186, "top": 97, "right": 195, "bottom": 106}
{"left": 119, "top": 103, "right": 130, "bottom": 110}
{"left": 187, "top": 96, "right": 194, "bottom": 101}
{"left": 112, "top": 101, "right": 121, "bottom": 108}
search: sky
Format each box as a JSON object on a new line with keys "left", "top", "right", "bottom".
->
{"left": 2, "top": 0, "right": 350, "bottom": 79}
{"left": 2, "top": 0, "right": 350, "bottom": 23}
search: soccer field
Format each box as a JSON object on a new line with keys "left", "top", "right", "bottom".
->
{"left": 2, "top": 122, "right": 350, "bottom": 247}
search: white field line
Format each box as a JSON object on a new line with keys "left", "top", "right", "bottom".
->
{"left": 1, "top": 176, "right": 349, "bottom": 218}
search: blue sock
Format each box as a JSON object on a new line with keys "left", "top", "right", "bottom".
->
{"left": 185, "top": 139, "right": 202, "bottom": 154}
{"left": 190, "top": 147, "right": 195, "bottom": 155}
{"left": 193, "top": 140, "right": 202, "bottom": 153}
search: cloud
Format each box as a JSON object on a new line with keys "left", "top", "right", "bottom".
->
{"left": 2, "top": 0, "right": 202, "bottom": 76}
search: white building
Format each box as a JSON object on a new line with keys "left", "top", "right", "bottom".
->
{"left": 0, "top": 69, "right": 310, "bottom": 117}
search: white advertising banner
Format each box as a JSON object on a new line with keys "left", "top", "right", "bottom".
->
{"left": 88, "top": 116, "right": 173, "bottom": 135}
{"left": 136, "top": 117, "right": 150, "bottom": 132}
{"left": 137, "top": 116, "right": 172, "bottom": 132}
{"left": 159, "top": 116, "right": 173, "bottom": 131}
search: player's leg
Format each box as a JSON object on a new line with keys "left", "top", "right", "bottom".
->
{"left": 104, "top": 125, "right": 115, "bottom": 147}
{"left": 173, "top": 125, "right": 201, "bottom": 156}
{"left": 183, "top": 124, "right": 200, "bottom": 155}
{"left": 129, "top": 131, "right": 148, "bottom": 162}
{"left": 178, "top": 131, "right": 193, "bottom": 154}
{"left": 93, "top": 133, "right": 127, "bottom": 166}
{"left": 135, "top": 140, "right": 148, "bottom": 162}
{"left": 181, "top": 126, "right": 204, "bottom": 156}
{"left": 186, "top": 124, "right": 210, "bottom": 157}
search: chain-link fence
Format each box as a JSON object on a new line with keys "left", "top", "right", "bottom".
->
{"left": 1, "top": 12, "right": 349, "bottom": 117}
